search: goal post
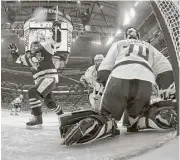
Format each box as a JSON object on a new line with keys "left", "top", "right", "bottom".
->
{"left": 150, "top": 1, "right": 179, "bottom": 135}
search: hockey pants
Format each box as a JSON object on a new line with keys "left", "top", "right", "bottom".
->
{"left": 28, "top": 77, "right": 62, "bottom": 116}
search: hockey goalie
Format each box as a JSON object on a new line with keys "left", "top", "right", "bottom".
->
{"left": 59, "top": 27, "right": 177, "bottom": 146}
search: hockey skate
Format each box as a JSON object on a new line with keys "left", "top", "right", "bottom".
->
{"left": 10, "top": 112, "right": 14, "bottom": 116}
{"left": 26, "top": 115, "right": 43, "bottom": 129}
{"left": 127, "top": 124, "right": 139, "bottom": 132}
{"left": 15, "top": 112, "right": 19, "bottom": 116}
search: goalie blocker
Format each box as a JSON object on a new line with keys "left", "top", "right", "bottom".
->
{"left": 58, "top": 110, "right": 120, "bottom": 146}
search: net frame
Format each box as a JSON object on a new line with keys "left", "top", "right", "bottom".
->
{"left": 154, "top": 1, "right": 180, "bottom": 61}
{"left": 150, "top": 0, "right": 180, "bottom": 135}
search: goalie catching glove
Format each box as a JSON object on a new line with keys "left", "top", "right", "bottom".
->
{"left": 59, "top": 110, "right": 120, "bottom": 146}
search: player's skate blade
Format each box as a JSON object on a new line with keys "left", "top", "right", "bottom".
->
{"left": 26, "top": 115, "right": 43, "bottom": 129}
{"left": 26, "top": 124, "right": 43, "bottom": 129}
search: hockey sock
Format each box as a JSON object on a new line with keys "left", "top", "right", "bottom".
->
{"left": 47, "top": 101, "right": 63, "bottom": 115}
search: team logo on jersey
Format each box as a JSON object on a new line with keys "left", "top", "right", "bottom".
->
{"left": 29, "top": 52, "right": 44, "bottom": 71}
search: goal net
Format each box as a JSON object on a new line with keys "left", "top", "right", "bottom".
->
{"left": 151, "top": 1, "right": 180, "bottom": 63}
{"left": 150, "top": 1, "right": 180, "bottom": 135}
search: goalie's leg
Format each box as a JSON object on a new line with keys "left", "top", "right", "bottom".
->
{"left": 59, "top": 110, "right": 119, "bottom": 146}
{"left": 100, "top": 77, "right": 127, "bottom": 121}
{"left": 137, "top": 101, "right": 177, "bottom": 130}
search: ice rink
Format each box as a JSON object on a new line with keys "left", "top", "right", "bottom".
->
{"left": 1, "top": 109, "right": 177, "bottom": 160}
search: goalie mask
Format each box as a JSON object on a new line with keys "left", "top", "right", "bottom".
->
{"left": 125, "top": 27, "right": 140, "bottom": 40}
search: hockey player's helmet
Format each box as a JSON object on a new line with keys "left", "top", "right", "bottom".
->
{"left": 125, "top": 27, "right": 140, "bottom": 40}
{"left": 94, "top": 54, "right": 104, "bottom": 68}
{"left": 30, "top": 41, "right": 42, "bottom": 53}
{"left": 20, "top": 95, "right": 23, "bottom": 99}
{"left": 94, "top": 54, "right": 104, "bottom": 62}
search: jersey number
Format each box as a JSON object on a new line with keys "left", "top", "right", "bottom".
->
{"left": 125, "top": 44, "right": 149, "bottom": 61}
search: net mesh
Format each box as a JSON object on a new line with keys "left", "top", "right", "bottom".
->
{"left": 154, "top": 0, "right": 180, "bottom": 62}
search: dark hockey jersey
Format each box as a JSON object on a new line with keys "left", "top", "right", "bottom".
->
{"left": 16, "top": 44, "right": 58, "bottom": 84}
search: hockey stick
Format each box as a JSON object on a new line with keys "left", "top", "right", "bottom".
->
{"left": 55, "top": 5, "right": 58, "bottom": 44}
{"left": 58, "top": 74, "right": 81, "bottom": 84}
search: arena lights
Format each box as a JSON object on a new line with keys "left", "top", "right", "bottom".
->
{"left": 20, "top": 37, "right": 25, "bottom": 41}
{"left": 106, "top": 37, "right": 114, "bottom": 46}
{"left": 77, "top": 1, "right": 80, "bottom": 4}
{"left": 123, "top": 8, "right": 135, "bottom": 26}
{"left": 116, "top": 29, "right": 122, "bottom": 36}
{"left": 123, "top": 12, "right": 131, "bottom": 26}
{"left": 72, "top": 36, "right": 78, "bottom": 42}
{"left": 134, "top": 2, "right": 139, "bottom": 7}
{"left": 129, "top": 8, "right": 135, "bottom": 18}
{"left": 92, "top": 41, "right": 101, "bottom": 45}
{"left": 100, "top": 5, "right": 104, "bottom": 9}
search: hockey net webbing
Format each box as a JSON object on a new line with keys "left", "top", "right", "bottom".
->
{"left": 154, "top": 1, "right": 180, "bottom": 62}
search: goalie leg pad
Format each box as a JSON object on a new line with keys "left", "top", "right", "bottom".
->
{"left": 59, "top": 110, "right": 119, "bottom": 146}
{"left": 137, "top": 100, "right": 177, "bottom": 130}
{"left": 62, "top": 117, "right": 99, "bottom": 146}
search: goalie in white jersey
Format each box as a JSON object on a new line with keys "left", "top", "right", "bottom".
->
{"left": 58, "top": 27, "right": 176, "bottom": 146}
{"left": 80, "top": 54, "right": 104, "bottom": 110}
{"left": 97, "top": 27, "right": 176, "bottom": 131}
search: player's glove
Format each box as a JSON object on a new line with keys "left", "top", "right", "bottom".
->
{"left": 8, "top": 43, "right": 18, "bottom": 53}
{"left": 52, "top": 53, "right": 69, "bottom": 69}
{"left": 52, "top": 20, "right": 62, "bottom": 43}
{"left": 53, "top": 20, "right": 62, "bottom": 28}
{"left": 79, "top": 79, "right": 88, "bottom": 89}
{"left": 8, "top": 43, "right": 20, "bottom": 61}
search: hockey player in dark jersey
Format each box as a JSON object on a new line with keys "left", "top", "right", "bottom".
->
{"left": 8, "top": 21, "right": 68, "bottom": 129}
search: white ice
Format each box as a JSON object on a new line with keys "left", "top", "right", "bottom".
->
{"left": 1, "top": 109, "right": 176, "bottom": 160}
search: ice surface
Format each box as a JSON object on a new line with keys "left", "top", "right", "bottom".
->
{"left": 1, "top": 109, "right": 176, "bottom": 160}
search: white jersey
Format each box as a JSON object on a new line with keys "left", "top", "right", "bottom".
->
{"left": 98, "top": 39, "right": 172, "bottom": 84}
{"left": 83, "top": 65, "right": 101, "bottom": 91}
{"left": 12, "top": 97, "right": 23, "bottom": 105}
{"left": 81, "top": 65, "right": 104, "bottom": 110}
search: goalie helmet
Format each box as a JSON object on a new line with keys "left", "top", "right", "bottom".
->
{"left": 94, "top": 54, "right": 104, "bottom": 66}
{"left": 125, "top": 27, "right": 140, "bottom": 40}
